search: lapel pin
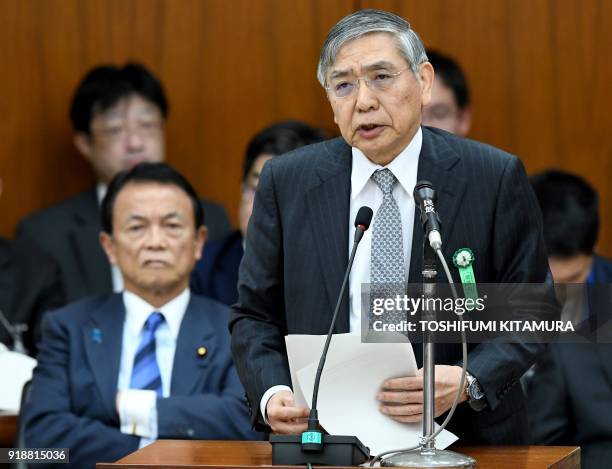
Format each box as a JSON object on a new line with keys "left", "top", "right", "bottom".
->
{"left": 197, "top": 346, "right": 207, "bottom": 358}
{"left": 453, "top": 248, "right": 479, "bottom": 310}
{"left": 91, "top": 328, "right": 103, "bottom": 344}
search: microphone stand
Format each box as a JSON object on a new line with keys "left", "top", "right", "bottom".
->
{"left": 0, "top": 309, "right": 28, "bottom": 355}
{"left": 382, "top": 240, "right": 475, "bottom": 468}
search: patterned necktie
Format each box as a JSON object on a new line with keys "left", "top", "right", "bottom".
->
{"left": 370, "top": 169, "right": 406, "bottom": 325}
{"left": 130, "top": 312, "right": 165, "bottom": 396}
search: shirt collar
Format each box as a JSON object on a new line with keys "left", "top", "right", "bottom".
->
{"left": 122, "top": 288, "right": 190, "bottom": 340}
{"left": 96, "top": 183, "right": 108, "bottom": 207}
{"left": 351, "top": 127, "right": 422, "bottom": 200}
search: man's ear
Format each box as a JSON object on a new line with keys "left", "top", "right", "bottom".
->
{"left": 419, "top": 62, "right": 435, "bottom": 107}
{"left": 74, "top": 133, "right": 93, "bottom": 161}
{"left": 457, "top": 106, "right": 472, "bottom": 137}
{"left": 194, "top": 226, "right": 208, "bottom": 261}
{"left": 99, "top": 231, "right": 117, "bottom": 265}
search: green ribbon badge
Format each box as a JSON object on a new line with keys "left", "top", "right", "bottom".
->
{"left": 453, "top": 248, "right": 478, "bottom": 311}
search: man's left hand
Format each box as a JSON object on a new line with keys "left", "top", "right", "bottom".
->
{"left": 376, "top": 365, "right": 468, "bottom": 423}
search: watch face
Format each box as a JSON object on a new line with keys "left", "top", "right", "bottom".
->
{"left": 469, "top": 381, "right": 485, "bottom": 401}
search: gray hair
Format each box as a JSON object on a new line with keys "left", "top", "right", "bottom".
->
{"left": 316, "top": 9, "right": 428, "bottom": 87}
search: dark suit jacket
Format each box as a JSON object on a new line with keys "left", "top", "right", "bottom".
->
{"left": 528, "top": 255, "right": 612, "bottom": 469}
{"left": 24, "top": 293, "right": 257, "bottom": 469}
{"left": 16, "top": 187, "right": 232, "bottom": 303}
{"left": 230, "top": 127, "right": 555, "bottom": 443}
{"left": 0, "top": 237, "right": 65, "bottom": 355}
{"left": 191, "top": 230, "right": 244, "bottom": 305}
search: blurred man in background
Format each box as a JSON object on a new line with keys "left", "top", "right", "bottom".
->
{"left": 191, "top": 120, "right": 326, "bottom": 305}
{"left": 422, "top": 49, "right": 471, "bottom": 137}
{"left": 17, "top": 63, "right": 230, "bottom": 303}
{"left": 0, "top": 178, "right": 64, "bottom": 355}
{"left": 527, "top": 169, "right": 612, "bottom": 469}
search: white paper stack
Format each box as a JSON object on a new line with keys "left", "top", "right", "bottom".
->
{"left": 285, "top": 333, "right": 457, "bottom": 455}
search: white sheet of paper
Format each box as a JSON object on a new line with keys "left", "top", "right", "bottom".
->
{"left": 286, "top": 334, "right": 458, "bottom": 454}
{"left": 0, "top": 351, "right": 36, "bottom": 411}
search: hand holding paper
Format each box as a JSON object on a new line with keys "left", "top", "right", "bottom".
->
{"left": 266, "top": 390, "right": 309, "bottom": 434}
{"left": 378, "top": 365, "right": 468, "bottom": 423}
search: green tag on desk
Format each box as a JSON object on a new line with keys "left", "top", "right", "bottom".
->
{"left": 453, "top": 248, "right": 478, "bottom": 311}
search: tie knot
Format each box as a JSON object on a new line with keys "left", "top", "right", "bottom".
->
{"left": 144, "top": 312, "right": 165, "bottom": 332}
{"left": 371, "top": 168, "right": 398, "bottom": 195}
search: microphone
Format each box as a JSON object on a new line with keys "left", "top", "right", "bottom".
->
{"left": 353, "top": 205, "right": 374, "bottom": 243}
{"left": 414, "top": 181, "right": 442, "bottom": 250}
{"left": 309, "top": 206, "right": 373, "bottom": 420}
{"left": 270, "top": 206, "right": 373, "bottom": 466}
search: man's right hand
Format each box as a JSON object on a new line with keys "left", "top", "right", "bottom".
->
{"left": 266, "top": 390, "right": 309, "bottom": 434}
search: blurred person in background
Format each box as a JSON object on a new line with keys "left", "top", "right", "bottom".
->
{"left": 0, "top": 178, "right": 64, "bottom": 355}
{"left": 191, "top": 120, "right": 326, "bottom": 305}
{"left": 16, "top": 62, "right": 230, "bottom": 303}
{"left": 527, "top": 169, "right": 612, "bottom": 469}
{"left": 422, "top": 49, "right": 471, "bottom": 137}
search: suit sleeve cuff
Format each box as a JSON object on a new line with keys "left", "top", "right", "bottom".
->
{"left": 260, "top": 385, "right": 292, "bottom": 426}
{"left": 118, "top": 390, "right": 158, "bottom": 439}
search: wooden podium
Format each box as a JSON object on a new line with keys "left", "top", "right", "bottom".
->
{"left": 0, "top": 411, "right": 17, "bottom": 446}
{"left": 97, "top": 440, "right": 580, "bottom": 469}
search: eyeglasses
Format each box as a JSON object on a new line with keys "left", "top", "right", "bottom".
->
{"left": 326, "top": 68, "right": 409, "bottom": 99}
{"left": 422, "top": 104, "right": 459, "bottom": 122}
{"left": 93, "top": 118, "right": 162, "bottom": 142}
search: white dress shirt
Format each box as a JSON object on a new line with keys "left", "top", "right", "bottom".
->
{"left": 348, "top": 127, "right": 421, "bottom": 331}
{"left": 96, "top": 183, "right": 124, "bottom": 293}
{"left": 260, "top": 128, "right": 422, "bottom": 422}
{"left": 116, "top": 288, "right": 190, "bottom": 445}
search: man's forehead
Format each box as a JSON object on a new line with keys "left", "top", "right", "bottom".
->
{"left": 329, "top": 34, "right": 406, "bottom": 75}
{"left": 329, "top": 60, "right": 399, "bottom": 78}
{"left": 94, "top": 94, "right": 159, "bottom": 120}
{"left": 114, "top": 183, "right": 191, "bottom": 214}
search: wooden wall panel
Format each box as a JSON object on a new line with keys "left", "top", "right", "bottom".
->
{"left": 0, "top": 0, "right": 611, "bottom": 256}
{"left": 362, "top": 0, "right": 612, "bottom": 255}
{"left": 0, "top": 0, "right": 353, "bottom": 235}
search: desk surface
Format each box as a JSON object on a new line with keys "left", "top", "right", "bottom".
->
{"left": 0, "top": 412, "right": 17, "bottom": 447}
{"left": 98, "top": 440, "right": 580, "bottom": 469}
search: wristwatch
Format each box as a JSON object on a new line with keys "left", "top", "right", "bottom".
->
{"left": 465, "top": 371, "right": 487, "bottom": 411}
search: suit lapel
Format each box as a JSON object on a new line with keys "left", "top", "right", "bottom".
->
{"left": 170, "top": 297, "right": 217, "bottom": 395}
{"left": 408, "top": 128, "right": 466, "bottom": 283}
{"left": 69, "top": 189, "right": 113, "bottom": 295}
{"left": 306, "top": 139, "right": 352, "bottom": 333}
{"left": 82, "top": 294, "right": 125, "bottom": 417}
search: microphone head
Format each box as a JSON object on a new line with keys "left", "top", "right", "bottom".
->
{"left": 355, "top": 206, "right": 374, "bottom": 231}
{"left": 414, "top": 180, "right": 436, "bottom": 205}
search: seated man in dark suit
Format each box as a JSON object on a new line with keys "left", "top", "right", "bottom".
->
{"left": 16, "top": 63, "right": 230, "bottom": 303}
{"left": 23, "top": 163, "right": 256, "bottom": 469}
{"left": 191, "top": 120, "right": 326, "bottom": 305}
{"left": 527, "top": 169, "right": 612, "bottom": 469}
{"left": 0, "top": 178, "right": 65, "bottom": 355}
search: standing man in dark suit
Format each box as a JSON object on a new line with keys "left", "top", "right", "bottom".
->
{"left": 16, "top": 63, "right": 230, "bottom": 303}
{"left": 230, "top": 9, "right": 554, "bottom": 443}
{"left": 24, "top": 163, "right": 256, "bottom": 469}
{"left": 191, "top": 120, "right": 326, "bottom": 305}
{"left": 527, "top": 170, "right": 612, "bottom": 469}
{"left": 0, "top": 179, "right": 65, "bottom": 355}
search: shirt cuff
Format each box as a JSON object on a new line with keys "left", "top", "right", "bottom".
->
{"left": 260, "top": 385, "right": 293, "bottom": 426}
{"left": 118, "top": 389, "right": 158, "bottom": 439}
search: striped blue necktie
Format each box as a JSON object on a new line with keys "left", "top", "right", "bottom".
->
{"left": 130, "top": 312, "right": 165, "bottom": 396}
